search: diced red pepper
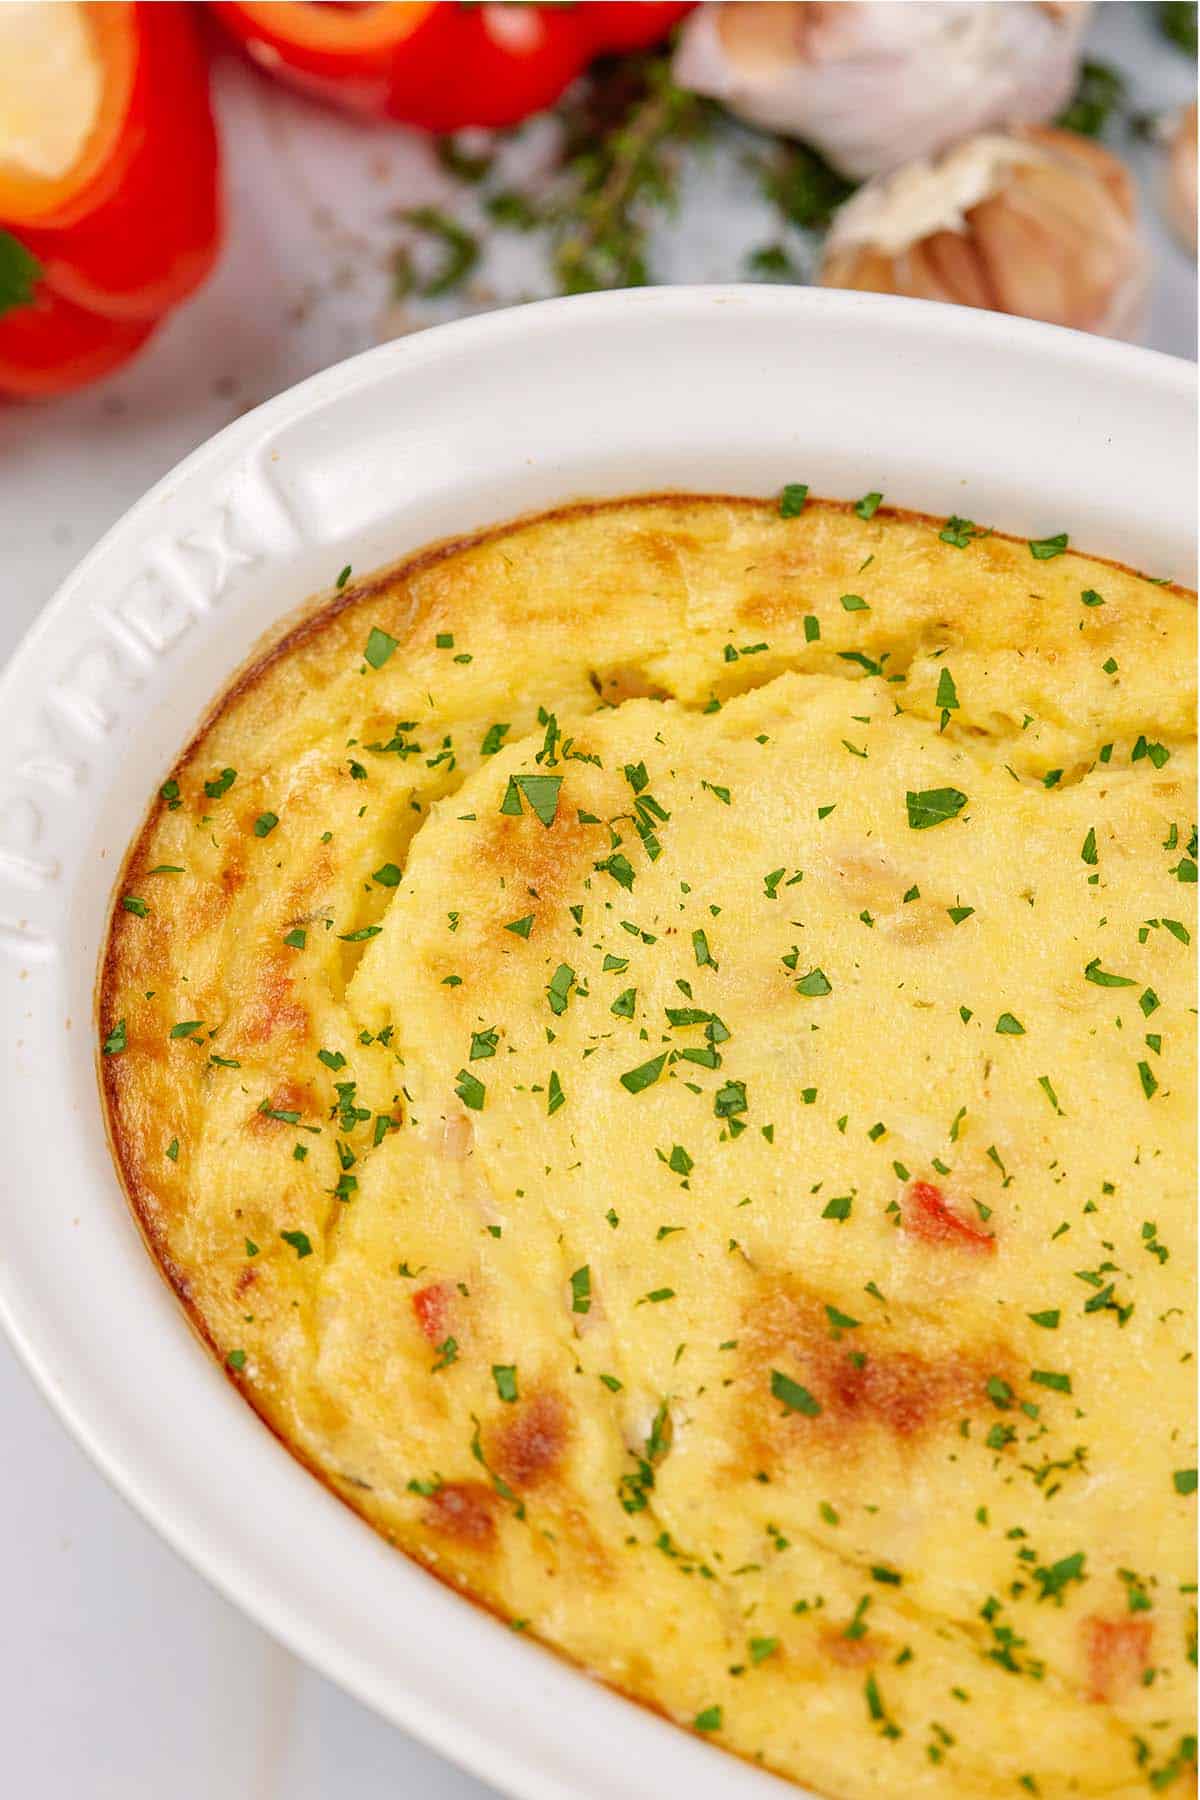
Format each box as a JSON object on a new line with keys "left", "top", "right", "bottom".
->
{"left": 411, "top": 1280, "right": 453, "bottom": 1342}
{"left": 902, "top": 1180, "right": 996, "bottom": 1252}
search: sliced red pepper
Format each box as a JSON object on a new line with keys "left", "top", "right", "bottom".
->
{"left": 0, "top": 276, "right": 156, "bottom": 400}
{"left": 210, "top": 1, "right": 693, "bottom": 132}
{"left": 0, "top": 3, "right": 220, "bottom": 397}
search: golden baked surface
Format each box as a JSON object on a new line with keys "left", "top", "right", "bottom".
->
{"left": 101, "top": 497, "right": 1197, "bottom": 1798}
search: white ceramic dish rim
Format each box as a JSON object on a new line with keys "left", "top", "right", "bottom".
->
{"left": 0, "top": 287, "right": 1194, "bottom": 1800}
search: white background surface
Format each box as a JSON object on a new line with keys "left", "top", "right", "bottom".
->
{"left": 0, "top": 8, "right": 1194, "bottom": 1797}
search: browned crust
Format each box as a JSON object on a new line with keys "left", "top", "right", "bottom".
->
{"left": 93, "top": 489, "right": 1195, "bottom": 1789}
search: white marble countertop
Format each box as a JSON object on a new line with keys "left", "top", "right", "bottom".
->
{"left": 1, "top": 7, "right": 1193, "bottom": 1795}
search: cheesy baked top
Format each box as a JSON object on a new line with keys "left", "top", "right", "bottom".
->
{"left": 100, "top": 495, "right": 1197, "bottom": 1799}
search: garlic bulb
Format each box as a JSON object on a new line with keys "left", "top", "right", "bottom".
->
{"left": 820, "top": 127, "right": 1147, "bottom": 341}
{"left": 1164, "top": 102, "right": 1197, "bottom": 255}
{"left": 673, "top": 2, "right": 1090, "bottom": 181}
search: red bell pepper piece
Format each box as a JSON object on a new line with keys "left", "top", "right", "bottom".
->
{"left": 0, "top": 3, "right": 221, "bottom": 398}
{"left": 210, "top": 1, "right": 694, "bottom": 132}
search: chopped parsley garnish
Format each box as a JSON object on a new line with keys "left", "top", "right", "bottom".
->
{"left": 1029, "top": 532, "right": 1068, "bottom": 560}
{"left": 570, "top": 1265, "right": 591, "bottom": 1313}
{"left": 1084, "top": 958, "right": 1134, "bottom": 988}
{"left": 454, "top": 1068, "right": 486, "bottom": 1110}
{"left": 778, "top": 483, "right": 808, "bottom": 517}
{"left": 906, "top": 787, "right": 967, "bottom": 830}
{"left": 795, "top": 967, "right": 832, "bottom": 997}
{"left": 1034, "top": 1551, "right": 1086, "bottom": 1603}
{"left": 935, "top": 667, "right": 959, "bottom": 729}
{"left": 492, "top": 1364, "right": 518, "bottom": 1403}
{"left": 364, "top": 626, "right": 398, "bottom": 668}
{"left": 771, "top": 1369, "right": 821, "bottom": 1416}
{"left": 939, "top": 516, "right": 984, "bottom": 549}
{"left": 620, "top": 1053, "right": 667, "bottom": 1094}
{"left": 253, "top": 812, "right": 278, "bottom": 837}
{"left": 692, "top": 928, "right": 716, "bottom": 968}
{"left": 101, "top": 1019, "right": 127, "bottom": 1057}
{"left": 500, "top": 773, "right": 563, "bottom": 828}
{"left": 280, "top": 1229, "right": 313, "bottom": 1258}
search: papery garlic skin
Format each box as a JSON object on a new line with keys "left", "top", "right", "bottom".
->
{"left": 821, "top": 128, "right": 1148, "bottom": 343}
{"left": 673, "top": 1, "right": 1090, "bottom": 180}
{"left": 1164, "top": 102, "right": 1197, "bottom": 255}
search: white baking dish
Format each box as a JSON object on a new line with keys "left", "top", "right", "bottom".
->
{"left": 0, "top": 288, "right": 1193, "bottom": 1800}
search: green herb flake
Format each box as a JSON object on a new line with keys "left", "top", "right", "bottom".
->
{"left": 779, "top": 483, "right": 808, "bottom": 518}
{"left": 1030, "top": 1369, "right": 1072, "bottom": 1394}
{"left": 1034, "top": 1550, "right": 1086, "bottom": 1604}
{"left": 771, "top": 1369, "right": 822, "bottom": 1416}
{"left": 492, "top": 1364, "right": 518, "bottom": 1403}
{"left": 795, "top": 967, "right": 833, "bottom": 997}
{"left": 500, "top": 773, "right": 563, "bottom": 828}
{"left": 906, "top": 787, "right": 967, "bottom": 830}
{"left": 570, "top": 1265, "right": 591, "bottom": 1314}
{"left": 692, "top": 928, "right": 716, "bottom": 968}
{"left": 1029, "top": 532, "right": 1068, "bottom": 560}
{"left": 364, "top": 626, "right": 398, "bottom": 669}
{"left": 455, "top": 1068, "right": 486, "bottom": 1110}
{"left": 280, "top": 1229, "right": 313, "bottom": 1259}
{"left": 621, "top": 1053, "right": 668, "bottom": 1095}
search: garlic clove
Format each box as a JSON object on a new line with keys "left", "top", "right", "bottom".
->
{"left": 673, "top": 1, "right": 1091, "bottom": 181}
{"left": 820, "top": 127, "right": 1148, "bottom": 342}
{"left": 1164, "top": 101, "right": 1198, "bottom": 255}
{"left": 923, "top": 229, "right": 994, "bottom": 310}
